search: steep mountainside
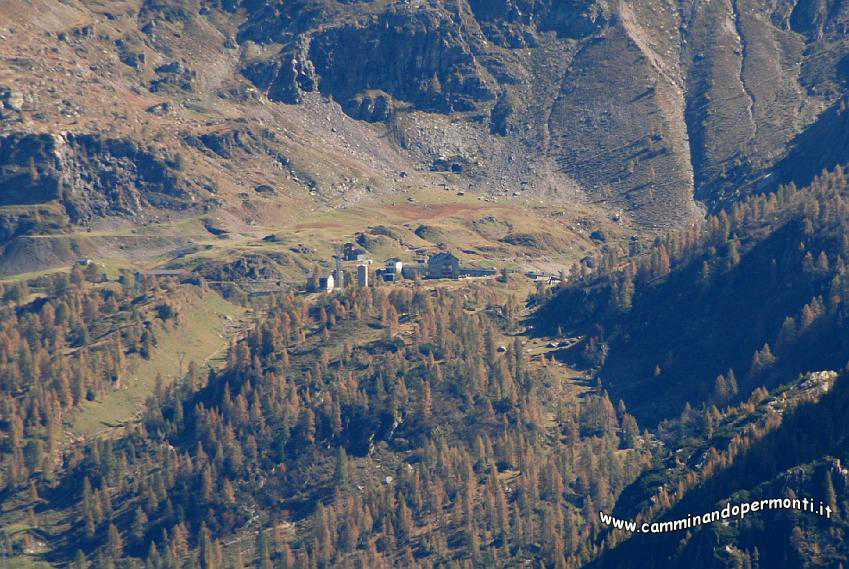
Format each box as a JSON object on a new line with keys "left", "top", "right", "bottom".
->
{"left": 537, "top": 166, "right": 849, "bottom": 424}
{"left": 1, "top": 0, "right": 849, "bottom": 274}
{"left": 533, "top": 166, "right": 849, "bottom": 568}
{"left": 212, "top": 0, "right": 849, "bottom": 217}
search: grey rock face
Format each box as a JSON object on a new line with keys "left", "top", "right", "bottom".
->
{"left": 0, "top": 87, "right": 24, "bottom": 112}
{"left": 245, "top": 8, "right": 495, "bottom": 113}
{"left": 307, "top": 10, "right": 495, "bottom": 113}
{"left": 469, "top": 0, "right": 609, "bottom": 45}
{"left": 229, "top": 0, "right": 849, "bottom": 223}
{"left": 0, "top": 132, "right": 193, "bottom": 223}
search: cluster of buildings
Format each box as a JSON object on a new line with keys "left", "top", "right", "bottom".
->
{"left": 524, "top": 270, "right": 563, "bottom": 285}
{"left": 307, "top": 256, "right": 370, "bottom": 293}
{"left": 306, "top": 245, "right": 499, "bottom": 293}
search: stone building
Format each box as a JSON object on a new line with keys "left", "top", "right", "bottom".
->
{"left": 427, "top": 252, "right": 459, "bottom": 279}
{"left": 357, "top": 264, "right": 369, "bottom": 287}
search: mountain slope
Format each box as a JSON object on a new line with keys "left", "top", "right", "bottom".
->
{"left": 1, "top": 0, "right": 849, "bottom": 278}
{"left": 537, "top": 166, "right": 849, "bottom": 424}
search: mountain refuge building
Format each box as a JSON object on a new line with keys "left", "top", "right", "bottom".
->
{"left": 427, "top": 252, "right": 460, "bottom": 279}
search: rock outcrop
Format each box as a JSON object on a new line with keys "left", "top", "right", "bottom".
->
{"left": 468, "top": 0, "right": 610, "bottom": 45}
{"left": 0, "top": 132, "right": 195, "bottom": 224}
{"left": 244, "top": 8, "right": 495, "bottom": 115}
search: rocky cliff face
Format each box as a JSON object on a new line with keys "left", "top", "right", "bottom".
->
{"left": 468, "top": 0, "right": 610, "bottom": 44}
{"left": 309, "top": 11, "right": 495, "bottom": 114}
{"left": 243, "top": 7, "right": 497, "bottom": 116}
{"left": 229, "top": 0, "right": 849, "bottom": 223}
{"left": 0, "top": 132, "right": 199, "bottom": 225}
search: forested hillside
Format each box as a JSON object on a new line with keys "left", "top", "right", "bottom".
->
{"left": 6, "top": 166, "right": 849, "bottom": 568}
{"left": 593, "top": 367, "right": 849, "bottom": 568}
{"left": 0, "top": 267, "right": 220, "bottom": 486}
{"left": 4, "top": 0, "right": 849, "bottom": 567}
{"left": 536, "top": 166, "right": 849, "bottom": 567}
{"left": 538, "top": 166, "right": 849, "bottom": 423}
{"left": 1, "top": 275, "right": 654, "bottom": 569}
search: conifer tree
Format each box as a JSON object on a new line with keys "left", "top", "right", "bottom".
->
{"left": 334, "top": 447, "right": 349, "bottom": 488}
{"left": 132, "top": 507, "right": 148, "bottom": 542}
{"left": 75, "top": 549, "right": 87, "bottom": 569}
{"left": 107, "top": 523, "right": 123, "bottom": 559}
